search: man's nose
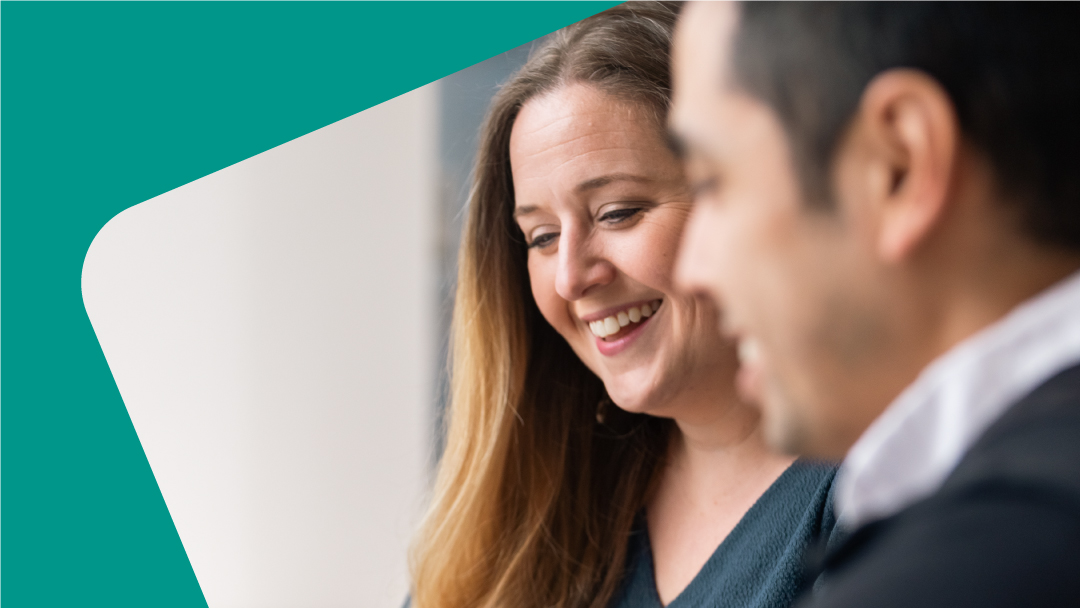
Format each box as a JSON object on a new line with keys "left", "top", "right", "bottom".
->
{"left": 555, "top": 226, "right": 615, "bottom": 301}
{"left": 674, "top": 207, "right": 715, "bottom": 301}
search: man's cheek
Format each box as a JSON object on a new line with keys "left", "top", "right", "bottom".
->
{"left": 685, "top": 206, "right": 725, "bottom": 286}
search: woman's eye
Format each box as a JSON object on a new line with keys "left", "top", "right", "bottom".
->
{"left": 599, "top": 207, "right": 643, "bottom": 224}
{"left": 528, "top": 232, "right": 559, "bottom": 249}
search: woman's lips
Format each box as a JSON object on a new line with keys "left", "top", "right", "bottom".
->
{"left": 593, "top": 300, "right": 662, "bottom": 357}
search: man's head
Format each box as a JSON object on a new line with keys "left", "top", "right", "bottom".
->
{"left": 670, "top": 2, "right": 1080, "bottom": 459}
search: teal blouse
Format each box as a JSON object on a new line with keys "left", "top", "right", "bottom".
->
{"left": 609, "top": 461, "right": 838, "bottom": 608}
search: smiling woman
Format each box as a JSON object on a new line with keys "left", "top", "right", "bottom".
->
{"left": 509, "top": 84, "right": 716, "bottom": 415}
{"left": 408, "top": 4, "right": 839, "bottom": 608}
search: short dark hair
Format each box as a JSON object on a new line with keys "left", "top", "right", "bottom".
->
{"left": 732, "top": 2, "right": 1080, "bottom": 249}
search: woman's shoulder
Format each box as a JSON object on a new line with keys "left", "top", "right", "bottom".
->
{"left": 757, "top": 458, "right": 836, "bottom": 505}
{"left": 785, "top": 458, "right": 839, "bottom": 488}
{"left": 741, "top": 459, "right": 840, "bottom": 551}
{"left": 781, "top": 459, "right": 842, "bottom": 550}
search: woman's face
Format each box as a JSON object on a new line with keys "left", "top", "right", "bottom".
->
{"left": 510, "top": 83, "right": 736, "bottom": 415}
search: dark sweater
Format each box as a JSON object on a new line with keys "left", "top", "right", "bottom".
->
{"left": 797, "top": 362, "right": 1080, "bottom": 608}
{"left": 609, "top": 461, "right": 839, "bottom": 608}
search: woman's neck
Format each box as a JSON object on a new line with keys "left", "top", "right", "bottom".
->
{"left": 672, "top": 391, "right": 761, "bottom": 450}
{"left": 646, "top": 392, "right": 796, "bottom": 606}
{"left": 664, "top": 396, "right": 794, "bottom": 505}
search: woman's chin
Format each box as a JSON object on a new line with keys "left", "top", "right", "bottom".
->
{"left": 606, "top": 387, "right": 659, "bottom": 417}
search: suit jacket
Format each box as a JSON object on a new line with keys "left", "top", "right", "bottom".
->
{"left": 797, "top": 362, "right": 1080, "bottom": 608}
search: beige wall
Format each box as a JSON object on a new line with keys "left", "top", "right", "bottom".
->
{"left": 82, "top": 84, "right": 438, "bottom": 608}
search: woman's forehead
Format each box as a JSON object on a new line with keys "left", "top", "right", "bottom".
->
{"left": 510, "top": 85, "right": 677, "bottom": 201}
{"left": 512, "top": 84, "right": 660, "bottom": 153}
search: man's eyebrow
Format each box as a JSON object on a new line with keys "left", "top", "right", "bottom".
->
{"left": 665, "top": 129, "right": 688, "bottom": 160}
{"left": 575, "top": 173, "right": 651, "bottom": 193}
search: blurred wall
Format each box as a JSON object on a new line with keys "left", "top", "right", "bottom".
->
{"left": 82, "top": 84, "right": 437, "bottom": 608}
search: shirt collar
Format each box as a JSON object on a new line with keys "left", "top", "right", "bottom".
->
{"left": 836, "top": 268, "right": 1080, "bottom": 529}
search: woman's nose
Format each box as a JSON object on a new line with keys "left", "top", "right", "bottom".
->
{"left": 555, "top": 227, "right": 614, "bottom": 301}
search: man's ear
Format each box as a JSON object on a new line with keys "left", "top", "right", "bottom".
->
{"left": 856, "top": 69, "right": 959, "bottom": 263}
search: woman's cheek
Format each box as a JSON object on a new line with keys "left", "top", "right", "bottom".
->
{"left": 529, "top": 261, "right": 569, "bottom": 334}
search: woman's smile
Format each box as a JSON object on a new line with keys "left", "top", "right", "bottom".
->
{"left": 584, "top": 298, "right": 663, "bottom": 339}
{"left": 583, "top": 299, "right": 664, "bottom": 356}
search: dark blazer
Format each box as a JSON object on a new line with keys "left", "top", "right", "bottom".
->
{"left": 797, "top": 362, "right": 1080, "bottom": 608}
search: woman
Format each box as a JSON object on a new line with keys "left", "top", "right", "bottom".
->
{"left": 409, "top": 4, "right": 836, "bottom": 608}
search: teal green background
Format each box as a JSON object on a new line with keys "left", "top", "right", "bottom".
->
{"left": 1, "top": 2, "right": 618, "bottom": 605}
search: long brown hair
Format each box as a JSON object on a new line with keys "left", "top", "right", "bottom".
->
{"left": 410, "top": 4, "right": 681, "bottom": 607}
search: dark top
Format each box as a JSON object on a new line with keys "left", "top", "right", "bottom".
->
{"left": 797, "top": 362, "right": 1080, "bottom": 608}
{"left": 609, "top": 461, "right": 839, "bottom": 608}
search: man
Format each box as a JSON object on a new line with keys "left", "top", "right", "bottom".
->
{"left": 669, "top": 3, "right": 1080, "bottom": 607}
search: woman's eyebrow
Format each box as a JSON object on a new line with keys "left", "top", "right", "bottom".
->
{"left": 513, "top": 205, "right": 540, "bottom": 219}
{"left": 575, "top": 173, "right": 651, "bottom": 193}
{"left": 514, "top": 173, "right": 654, "bottom": 218}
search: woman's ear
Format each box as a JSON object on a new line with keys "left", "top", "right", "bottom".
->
{"left": 845, "top": 69, "right": 960, "bottom": 264}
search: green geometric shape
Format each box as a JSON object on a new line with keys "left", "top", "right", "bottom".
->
{"left": 1, "top": 2, "right": 619, "bottom": 606}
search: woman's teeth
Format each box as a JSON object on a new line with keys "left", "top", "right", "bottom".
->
{"left": 588, "top": 300, "right": 662, "bottom": 338}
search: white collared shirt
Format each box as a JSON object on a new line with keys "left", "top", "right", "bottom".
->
{"left": 836, "top": 268, "right": 1080, "bottom": 530}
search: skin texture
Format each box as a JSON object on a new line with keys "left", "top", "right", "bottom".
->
{"left": 511, "top": 82, "right": 794, "bottom": 603}
{"left": 669, "top": 1, "right": 1080, "bottom": 460}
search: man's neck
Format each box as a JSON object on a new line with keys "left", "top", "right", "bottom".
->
{"left": 927, "top": 243, "right": 1080, "bottom": 369}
